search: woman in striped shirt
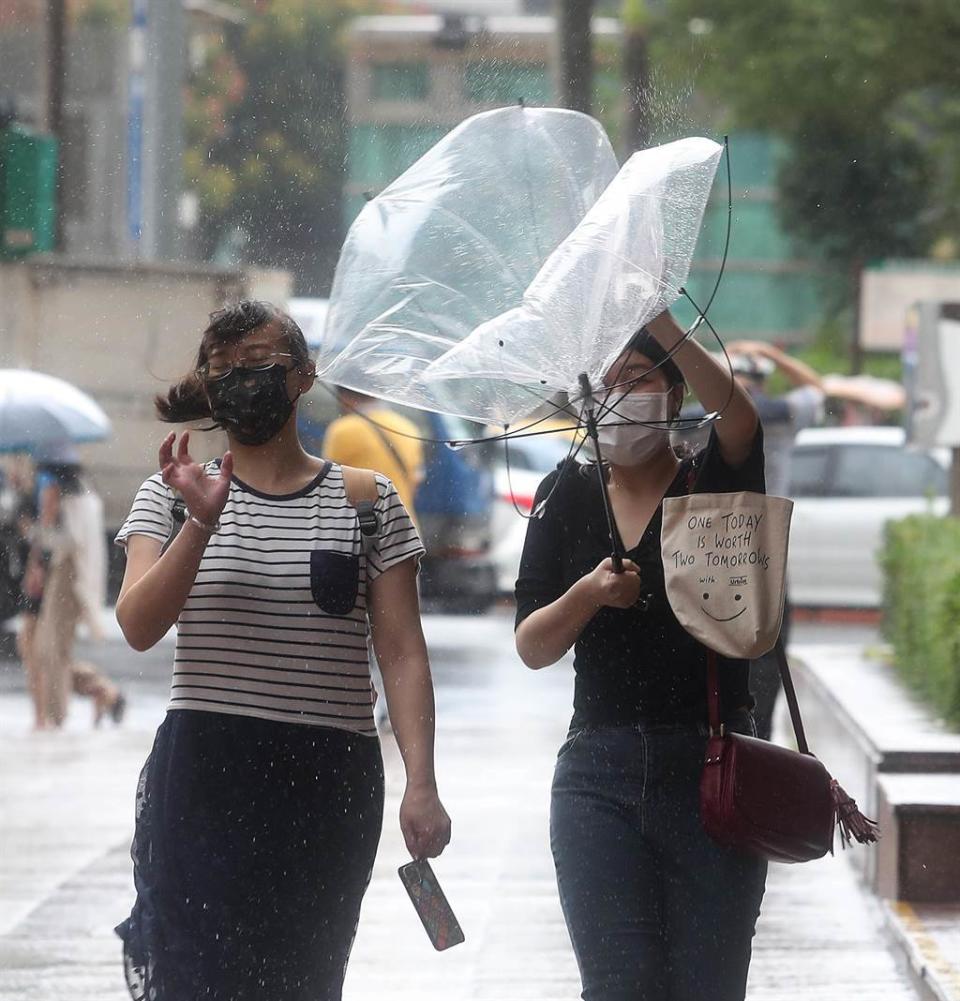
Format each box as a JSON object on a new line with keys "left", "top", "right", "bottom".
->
{"left": 114, "top": 301, "right": 451, "bottom": 1000}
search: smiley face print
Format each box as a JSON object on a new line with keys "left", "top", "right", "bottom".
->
{"left": 661, "top": 492, "right": 793, "bottom": 659}
{"left": 700, "top": 577, "right": 749, "bottom": 623}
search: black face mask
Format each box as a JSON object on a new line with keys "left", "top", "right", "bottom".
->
{"left": 206, "top": 364, "right": 297, "bottom": 446}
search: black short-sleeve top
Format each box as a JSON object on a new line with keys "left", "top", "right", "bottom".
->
{"left": 515, "top": 427, "right": 766, "bottom": 730}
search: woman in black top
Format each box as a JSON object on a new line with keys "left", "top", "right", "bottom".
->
{"left": 515, "top": 312, "right": 766, "bottom": 1001}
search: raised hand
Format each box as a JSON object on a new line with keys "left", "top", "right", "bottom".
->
{"left": 726, "top": 340, "right": 771, "bottom": 359}
{"left": 159, "top": 431, "right": 233, "bottom": 526}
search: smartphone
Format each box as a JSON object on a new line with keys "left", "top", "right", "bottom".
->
{"left": 397, "top": 859, "right": 465, "bottom": 951}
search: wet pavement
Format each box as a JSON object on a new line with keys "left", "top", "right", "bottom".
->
{"left": 0, "top": 612, "right": 923, "bottom": 1000}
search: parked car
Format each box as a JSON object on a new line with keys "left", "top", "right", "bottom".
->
{"left": 286, "top": 297, "right": 329, "bottom": 353}
{"left": 414, "top": 410, "right": 498, "bottom": 613}
{"left": 787, "top": 426, "right": 949, "bottom": 608}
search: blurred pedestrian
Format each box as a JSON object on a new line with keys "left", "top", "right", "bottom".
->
{"left": 21, "top": 445, "right": 124, "bottom": 730}
{"left": 322, "top": 387, "right": 425, "bottom": 523}
{"left": 725, "top": 340, "right": 826, "bottom": 740}
{"left": 516, "top": 314, "right": 767, "bottom": 1001}
{"left": 725, "top": 341, "right": 825, "bottom": 497}
{"left": 14, "top": 473, "right": 45, "bottom": 729}
{"left": 114, "top": 301, "right": 450, "bottom": 1001}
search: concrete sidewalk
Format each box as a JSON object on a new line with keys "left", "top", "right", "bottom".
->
{"left": 0, "top": 619, "right": 926, "bottom": 1000}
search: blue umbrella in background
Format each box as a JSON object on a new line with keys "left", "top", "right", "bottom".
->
{"left": 0, "top": 370, "right": 112, "bottom": 453}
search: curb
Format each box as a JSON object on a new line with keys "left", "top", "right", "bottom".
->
{"left": 883, "top": 901, "right": 960, "bottom": 1001}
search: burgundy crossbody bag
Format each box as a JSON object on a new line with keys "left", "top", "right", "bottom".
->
{"left": 700, "top": 638, "right": 878, "bottom": 863}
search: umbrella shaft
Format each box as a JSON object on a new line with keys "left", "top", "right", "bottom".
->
{"left": 579, "top": 373, "right": 625, "bottom": 573}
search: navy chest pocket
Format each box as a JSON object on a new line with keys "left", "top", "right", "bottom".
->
{"left": 310, "top": 550, "right": 360, "bottom": 616}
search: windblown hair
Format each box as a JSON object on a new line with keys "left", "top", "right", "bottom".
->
{"left": 155, "top": 300, "right": 310, "bottom": 423}
{"left": 624, "top": 326, "right": 685, "bottom": 390}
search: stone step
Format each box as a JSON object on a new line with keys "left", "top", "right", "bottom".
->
{"left": 875, "top": 774, "right": 960, "bottom": 904}
{"left": 790, "top": 644, "right": 960, "bottom": 894}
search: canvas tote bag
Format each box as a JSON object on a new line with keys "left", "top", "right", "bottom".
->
{"left": 661, "top": 491, "right": 877, "bottom": 862}
{"left": 661, "top": 490, "right": 792, "bottom": 660}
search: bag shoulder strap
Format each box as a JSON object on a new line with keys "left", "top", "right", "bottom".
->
{"left": 706, "top": 639, "right": 810, "bottom": 754}
{"left": 341, "top": 464, "right": 379, "bottom": 505}
{"left": 340, "top": 465, "right": 380, "bottom": 553}
{"left": 772, "top": 639, "right": 811, "bottom": 754}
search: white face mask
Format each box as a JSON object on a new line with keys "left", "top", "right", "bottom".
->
{"left": 593, "top": 391, "right": 672, "bottom": 466}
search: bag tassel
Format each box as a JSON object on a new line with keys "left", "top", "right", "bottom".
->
{"left": 831, "top": 779, "right": 880, "bottom": 848}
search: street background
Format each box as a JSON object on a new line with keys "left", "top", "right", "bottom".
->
{"left": 2, "top": 1, "right": 960, "bottom": 998}
{"left": 0, "top": 610, "right": 922, "bottom": 1001}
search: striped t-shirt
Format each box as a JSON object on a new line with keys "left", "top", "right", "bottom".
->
{"left": 115, "top": 461, "right": 424, "bottom": 736}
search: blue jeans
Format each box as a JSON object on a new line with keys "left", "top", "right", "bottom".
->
{"left": 550, "top": 714, "right": 767, "bottom": 1001}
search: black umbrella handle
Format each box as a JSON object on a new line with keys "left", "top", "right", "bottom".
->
{"left": 578, "top": 373, "right": 625, "bottom": 574}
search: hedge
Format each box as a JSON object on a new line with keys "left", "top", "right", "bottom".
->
{"left": 880, "top": 514, "right": 960, "bottom": 729}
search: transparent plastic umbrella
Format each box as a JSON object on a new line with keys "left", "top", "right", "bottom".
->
{"left": 319, "top": 107, "right": 722, "bottom": 428}
{"left": 424, "top": 136, "right": 724, "bottom": 423}
{"left": 320, "top": 112, "right": 725, "bottom": 571}
{"left": 317, "top": 105, "right": 619, "bottom": 423}
{"left": 0, "top": 370, "right": 112, "bottom": 452}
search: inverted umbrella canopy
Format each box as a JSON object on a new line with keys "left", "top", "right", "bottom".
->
{"left": 321, "top": 109, "right": 722, "bottom": 426}
{"left": 0, "top": 370, "right": 112, "bottom": 452}
{"left": 317, "top": 105, "right": 619, "bottom": 423}
{"left": 425, "top": 137, "right": 724, "bottom": 421}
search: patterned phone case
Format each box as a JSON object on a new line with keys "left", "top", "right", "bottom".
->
{"left": 397, "top": 859, "right": 465, "bottom": 951}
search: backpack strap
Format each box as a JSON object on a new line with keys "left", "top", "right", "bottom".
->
{"left": 340, "top": 465, "right": 380, "bottom": 555}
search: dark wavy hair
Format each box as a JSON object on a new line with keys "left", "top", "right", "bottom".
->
{"left": 155, "top": 301, "right": 310, "bottom": 423}
{"left": 622, "top": 326, "right": 685, "bottom": 389}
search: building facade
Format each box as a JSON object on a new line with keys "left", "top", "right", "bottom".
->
{"left": 0, "top": 3, "right": 186, "bottom": 262}
{"left": 344, "top": 13, "right": 825, "bottom": 342}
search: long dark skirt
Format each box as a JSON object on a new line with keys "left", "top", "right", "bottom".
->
{"left": 116, "top": 709, "right": 384, "bottom": 1001}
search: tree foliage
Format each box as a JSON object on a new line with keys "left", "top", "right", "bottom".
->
{"left": 666, "top": 0, "right": 959, "bottom": 131}
{"left": 660, "top": 0, "right": 960, "bottom": 266}
{"left": 777, "top": 120, "right": 933, "bottom": 267}
{"left": 186, "top": 0, "right": 365, "bottom": 294}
